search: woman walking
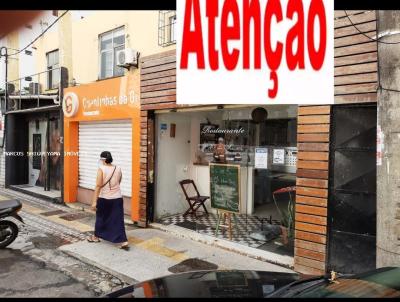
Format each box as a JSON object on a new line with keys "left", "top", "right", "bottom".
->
{"left": 87, "top": 151, "right": 129, "bottom": 250}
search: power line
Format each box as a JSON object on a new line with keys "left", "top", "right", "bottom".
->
{"left": 378, "top": 85, "right": 400, "bottom": 94}
{"left": 334, "top": 10, "right": 372, "bottom": 21}
{"left": 343, "top": 10, "right": 400, "bottom": 45}
{"left": 8, "top": 10, "right": 69, "bottom": 57}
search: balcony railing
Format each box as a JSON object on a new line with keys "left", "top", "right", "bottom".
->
{"left": 158, "top": 10, "right": 177, "bottom": 47}
{"left": 4, "top": 67, "right": 68, "bottom": 113}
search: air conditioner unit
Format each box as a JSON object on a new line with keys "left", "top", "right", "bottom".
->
{"left": 116, "top": 48, "right": 140, "bottom": 68}
{"left": 29, "top": 82, "right": 41, "bottom": 95}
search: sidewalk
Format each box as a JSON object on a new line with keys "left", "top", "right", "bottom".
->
{"left": 0, "top": 188, "right": 295, "bottom": 284}
{"left": 59, "top": 228, "right": 294, "bottom": 284}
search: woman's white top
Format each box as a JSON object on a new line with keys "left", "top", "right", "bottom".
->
{"left": 98, "top": 165, "right": 123, "bottom": 199}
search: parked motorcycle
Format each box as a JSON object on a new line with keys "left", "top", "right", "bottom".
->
{"left": 0, "top": 199, "right": 24, "bottom": 248}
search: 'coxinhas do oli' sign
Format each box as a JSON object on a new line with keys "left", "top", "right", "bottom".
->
{"left": 176, "top": 0, "right": 334, "bottom": 105}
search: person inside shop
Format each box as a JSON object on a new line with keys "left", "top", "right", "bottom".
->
{"left": 87, "top": 151, "right": 129, "bottom": 250}
{"left": 213, "top": 137, "right": 227, "bottom": 163}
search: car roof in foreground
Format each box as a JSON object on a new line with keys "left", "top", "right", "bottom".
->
{"left": 107, "top": 269, "right": 302, "bottom": 298}
{"left": 107, "top": 267, "right": 400, "bottom": 298}
{"left": 295, "top": 267, "right": 400, "bottom": 298}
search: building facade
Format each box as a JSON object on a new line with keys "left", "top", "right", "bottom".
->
{"left": 137, "top": 10, "right": 382, "bottom": 275}
{"left": 0, "top": 11, "right": 65, "bottom": 203}
{"left": 1, "top": 9, "right": 397, "bottom": 276}
{"left": 0, "top": 10, "right": 177, "bottom": 222}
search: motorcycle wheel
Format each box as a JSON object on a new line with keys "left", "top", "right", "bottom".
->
{"left": 0, "top": 220, "right": 19, "bottom": 248}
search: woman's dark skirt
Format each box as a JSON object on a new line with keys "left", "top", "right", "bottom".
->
{"left": 94, "top": 197, "right": 127, "bottom": 243}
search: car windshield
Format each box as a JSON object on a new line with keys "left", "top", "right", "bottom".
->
{"left": 294, "top": 267, "right": 400, "bottom": 298}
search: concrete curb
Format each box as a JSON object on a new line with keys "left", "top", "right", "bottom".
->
{"left": 59, "top": 248, "right": 138, "bottom": 285}
{"left": 150, "top": 222, "right": 294, "bottom": 271}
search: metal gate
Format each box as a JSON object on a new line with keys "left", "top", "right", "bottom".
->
{"left": 78, "top": 120, "right": 132, "bottom": 197}
{"left": 327, "top": 104, "right": 377, "bottom": 274}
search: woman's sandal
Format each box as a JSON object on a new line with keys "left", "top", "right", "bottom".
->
{"left": 119, "top": 243, "right": 130, "bottom": 250}
{"left": 87, "top": 236, "right": 100, "bottom": 243}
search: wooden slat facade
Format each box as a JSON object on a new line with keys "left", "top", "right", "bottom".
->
{"left": 294, "top": 105, "right": 331, "bottom": 275}
{"left": 334, "top": 10, "right": 378, "bottom": 104}
{"left": 139, "top": 50, "right": 177, "bottom": 226}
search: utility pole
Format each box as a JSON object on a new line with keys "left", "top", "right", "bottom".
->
{"left": 0, "top": 46, "right": 8, "bottom": 188}
{"left": 376, "top": 10, "right": 400, "bottom": 267}
{"left": 0, "top": 46, "right": 8, "bottom": 112}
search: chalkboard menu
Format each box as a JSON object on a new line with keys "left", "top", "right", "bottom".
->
{"left": 209, "top": 163, "right": 240, "bottom": 213}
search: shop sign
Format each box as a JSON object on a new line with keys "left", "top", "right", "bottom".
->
{"left": 177, "top": 0, "right": 334, "bottom": 104}
{"left": 81, "top": 90, "right": 137, "bottom": 117}
{"left": 62, "top": 92, "right": 79, "bottom": 118}
{"left": 273, "top": 149, "right": 285, "bottom": 164}
{"left": 254, "top": 148, "right": 268, "bottom": 169}
{"left": 63, "top": 75, "right": 140, "bottom": 121}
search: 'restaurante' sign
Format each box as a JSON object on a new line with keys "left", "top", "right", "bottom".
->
{"left": 176, "top": 0, "right": 334, "bottom": 104}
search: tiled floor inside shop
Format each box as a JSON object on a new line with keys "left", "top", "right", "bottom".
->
{"left": 159, "top": 212, "right": 294, "bottom": 257}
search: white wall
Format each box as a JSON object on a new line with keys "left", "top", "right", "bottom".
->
{"left": 155, "top": 112, "right": 192, "bottom": 219}
{"left": 18, "top": 27, "right": 36, "bottom": 90}
{"left": 7, "top": 11, "right": 58, "bottom": 86}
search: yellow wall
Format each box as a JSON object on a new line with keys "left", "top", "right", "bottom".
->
{"left": 33, "top": 27, "right": 59, "bottom": 92}
{"left": 30, "top": 10, "right": 176, "bottom": 86}
{"left": 58, "top": 10, "right": 73, "bottom": 83}
{"left": 70, "top": 10, "right": 176, "bottom": 84}
{"left": 7, "top": 11, "right": 173, "bottom": 91}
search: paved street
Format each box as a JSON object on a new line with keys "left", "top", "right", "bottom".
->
{"left": 0, "top": 189, "right": 134, "bottom": 297}
{"left": 0, "top": 249, "right": 94, "bottom": 297}
{"left": 0, "top": 188, "right": 293, "bottom": 297}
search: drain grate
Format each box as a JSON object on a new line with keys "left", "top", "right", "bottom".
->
{"left": 59, "top": 212, "right": 92, "bottom": 221}
{"left": 168, "top": 258, "right": 218, "bottom": 273}
{"left": 40, "top": 210, "right": 67, "bottom": 216}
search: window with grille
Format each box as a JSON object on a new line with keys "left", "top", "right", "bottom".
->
{"left": 46, "top": 49, "right": 59, "bottom": 90}
{"left": 99, "top": 26, "right": 125, "bottom": 80}
{"left": 158, "top": 11, "right": 176, "bottom": 47}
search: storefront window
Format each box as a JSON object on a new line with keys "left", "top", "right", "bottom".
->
{"left": 155, "top": 106, "right": 298, "bottom": 258}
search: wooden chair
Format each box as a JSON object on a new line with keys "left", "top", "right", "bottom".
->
{"left": 179, "top": 179, "right": 210, "bottom": 217}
